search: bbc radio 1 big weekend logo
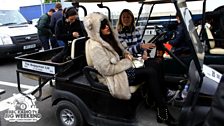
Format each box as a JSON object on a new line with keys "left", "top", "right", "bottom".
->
{"left": 4, "top": 94, "right": 41, "bottom": 122}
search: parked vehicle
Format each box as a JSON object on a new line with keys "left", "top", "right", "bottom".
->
{"left": 31, "top": 18, "right": 39, "bottom": 27}
{"left": 0, "top": 8, "right": 41, "bottom": 59}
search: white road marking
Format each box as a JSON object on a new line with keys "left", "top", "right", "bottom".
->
{"left": 0, "top": 80, "right": 52, "bottom": 112}
{"left": 0, "top": 86, "right": 38, "bottom": 112}
{"left": 0, "top": 80, "right": 34, "bottom": 89}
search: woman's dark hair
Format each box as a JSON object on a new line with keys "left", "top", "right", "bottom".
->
{"left": 64, "top": 7, "right": 78, "bottom": 18}
{"left": 100, "top": 19, "right": 123, "bottom": 56}
{"left": 49, "top": 8, "right": 55, "bottom": 13}
{"left": 100, "top": 19, "right": 108, "bottom": 29}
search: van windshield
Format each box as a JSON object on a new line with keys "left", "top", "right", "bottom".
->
{"left": 0, "top": 10, "right": 28, "bottom": 26}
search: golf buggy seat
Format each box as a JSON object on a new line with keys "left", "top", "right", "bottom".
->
{"left": 83, "top": 66, "right": 143, "bottom": 94}
{"left": 71, "top": 36, "right": 89, "bottom": 60}
{"left": 205, "top": 23, "right": 224, "bottom": 54}
{"left": 84, "top": 39, "right": 144, "bottom": 95}
{"left": 52, "top": 37, "right": 90, "bottom": 82}
{"left": 196, "top": 23, "right": 224, "bottom": 72}
{"left": 197, "top": 23, "right": 224, "bottom": 55}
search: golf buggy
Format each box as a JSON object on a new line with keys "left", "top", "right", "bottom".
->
{"left": 15, "top": 0, "right": 224, "bottom": 126}
{"left": 133, "top": 0, "right": 224, "bottom": 88}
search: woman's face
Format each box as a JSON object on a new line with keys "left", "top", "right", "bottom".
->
{"left": 67, "top": 15, "right": 77, "bottom": 24}
{"left": 101, "top": 21, "right": 111, "bottom": 35}
{"left": 121, "top": 12, "right": 132, "bottom": 27}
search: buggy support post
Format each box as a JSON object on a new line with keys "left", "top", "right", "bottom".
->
{"left": 16, "top": 69, "right": 54, "bottom": 100}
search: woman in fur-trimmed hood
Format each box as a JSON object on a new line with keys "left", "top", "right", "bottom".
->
{"left": 83, "top": 13, "right": 176, "bottom": 125}
{"left": 83, "top": 12, "right": 133, "bottom": 100}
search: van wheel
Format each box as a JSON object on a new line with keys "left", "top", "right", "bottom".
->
{"left": 56, "top": 100, "right": 84, "bottom": 126}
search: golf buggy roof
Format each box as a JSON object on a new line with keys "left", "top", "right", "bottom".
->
{"left": 66, "top": 0, "right": 202, "bottom": 3}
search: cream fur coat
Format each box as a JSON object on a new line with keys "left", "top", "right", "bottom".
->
{"left": 83, "top": 12, "right": 133, "bottom": 100}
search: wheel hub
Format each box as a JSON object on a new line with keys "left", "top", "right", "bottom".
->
{"left": 60, "top": 109, "right": 76, "bottom": 126}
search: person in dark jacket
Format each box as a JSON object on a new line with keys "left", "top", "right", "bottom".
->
{"left": 169, "top": 12, "right": 192, "bottom": 57}
{"left": 37, "top": 8, "right": 56, "bottom": 50}
{"left": 210, "top": 6, "right": 224, "bottom": 48}
{"left": 50, "top": 3, "right": 63, "bottom": 34}
{"left": 50, "top": 3, "right": 64, "bottom": 47}
{"left": 51, "top": 7, "right": 86, "bottom": 63}
{"left": 168, "top": 11, "right": 194, "bottom": 72}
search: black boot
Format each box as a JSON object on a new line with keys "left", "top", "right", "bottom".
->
{"left": 144, "top": 94, "right": 156, "bottom": 109}
{"left": 157, "top": 106, "right": 177, "bottom": 126}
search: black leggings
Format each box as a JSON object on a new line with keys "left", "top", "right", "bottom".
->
{"left": 129, "top": 59, "right": 166, "bottom": 106}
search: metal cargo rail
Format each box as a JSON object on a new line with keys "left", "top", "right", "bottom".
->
{"left": 15, "top": 47, "right": 74, "bottom": 100}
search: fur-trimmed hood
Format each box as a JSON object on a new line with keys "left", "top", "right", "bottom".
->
{"left": 83, "top": 12, "right": 125, "bottom": 54}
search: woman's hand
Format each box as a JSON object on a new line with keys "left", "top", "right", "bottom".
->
{"left": 72, "top": 32, "right": 80, "bottom": 38}
{"left": 124, "top": 53, "right": 133, "bottom": 61}
{"left": 142, "top": 50, "right": 149, "bottom": 60}
{"left": 157, "top": 50, "right": 164, "bottom": 57}
{"left": 141, "top": 43, "right": 156, "bottom": 50}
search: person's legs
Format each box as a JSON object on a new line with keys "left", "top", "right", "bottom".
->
{"left": 134, "top": 67, "right": 165, "bottom": 105}
{"left": 134, "top": 67, "right": 176, "bottom": 124}
{"left": 50, "top": 36, "right": 59, "bottom": 49}
{"left": 57, "top": 40, "right": 65, "bottom": 47}
{"left": 51, "top": 45, "right": 70, "bottom": 63}
{"left": 144, "top": 58, "right": 167, "bottom": 97}
{"left": 38, "top": 35, "right": 50, "bottom": 50}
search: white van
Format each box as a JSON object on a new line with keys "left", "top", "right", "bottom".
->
{"left": 0, "top": 9, "right": 41, "bottom": 59}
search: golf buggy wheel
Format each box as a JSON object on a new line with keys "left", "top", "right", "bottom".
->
{"left": 56, "top": 100, "right": 84, "bottom": 126}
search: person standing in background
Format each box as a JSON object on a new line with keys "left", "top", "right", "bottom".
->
{"left": 51, "top": 7, "right": 86, "bottom": 63}
{"left": 168, "top": 11, "right": 192, "bottom": 57}
{"left": 37, "top": 8, "right": 56, "bottom": 50}
{"left": 50, "top": 2, "right": 64, "bottom": 47}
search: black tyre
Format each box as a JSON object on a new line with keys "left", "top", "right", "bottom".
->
{"left": 56, "top": 100, "right": 84, "bottom": 126}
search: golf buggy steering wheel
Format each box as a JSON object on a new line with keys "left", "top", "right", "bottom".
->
{"left": 155, "top": 25, "right": 164, "bottom": 35}
{"left": 154, "top": 26, "right": 187, "bottom": 68}
{"left": 150, "top": 25, "right": 188, "bottom": 70}
{"left": 147, "top": 25, "right": 166, "bottom": 44}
